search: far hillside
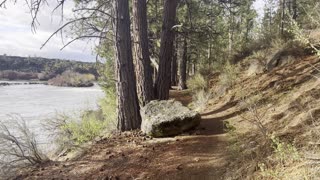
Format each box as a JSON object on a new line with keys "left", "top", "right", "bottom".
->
{"left": 0, "top": 55, "right": 98, "bottom": 81}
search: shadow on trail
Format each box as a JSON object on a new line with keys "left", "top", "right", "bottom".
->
{"left": 201, "top": 100, "right": 238, "bottom": 116}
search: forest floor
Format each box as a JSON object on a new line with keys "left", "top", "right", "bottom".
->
{"left": 14, "top": 90, "right": 231, "bottom": 180}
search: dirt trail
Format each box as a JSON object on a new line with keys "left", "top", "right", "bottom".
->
{"left": 15, "top": 90, "right": 231, "bottom": 180}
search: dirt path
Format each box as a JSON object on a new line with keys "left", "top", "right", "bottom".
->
{"left": 15, "top": 90, "right": 231, "bottom": 180}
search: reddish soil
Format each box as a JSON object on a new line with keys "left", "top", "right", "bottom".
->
{"left": 14, "top": 90, "right": 230, "bottom": 180}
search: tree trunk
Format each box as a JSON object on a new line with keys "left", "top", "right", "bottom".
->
{"left": 171, "top": 38, "right": 178, "bottom": 86}
{"left": 292, "top": 0, "right": 297, "bottom": 20}
{"left": 155, "top": 0, "right": 179, "bottom": 100}
{"left": 132, "top": 0, "right": 154, "bottom": 106}
{"left": 178, "top": 36, "right": 187, "bottom": 90}
{"left": 228, "top": 0, "right": 234, "bottom": 62}
{"left": 280, "top": 0, "right": 286, "bottom": 37}
{"left": 113, "top": 0, "right": 141, "bottom": 131}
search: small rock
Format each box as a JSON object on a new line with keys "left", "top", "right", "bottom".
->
{"left": 106, "top": 150, "right": 111, "bottom": 155}
{"left": 249, "top": 141, "right": 258, "bottom": 148}
{"left": 176, "top": 164, "right": 183, "bottom": 170}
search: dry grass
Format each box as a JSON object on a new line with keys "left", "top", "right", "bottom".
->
{"left": 190, "top": 90, "right": 212, "bottom": 111}
{"left": 186, "top": 74, "right": 208, "bottom": 92}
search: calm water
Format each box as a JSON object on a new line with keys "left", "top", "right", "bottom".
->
{"left": 0, "top": 81, "right": 104, "bottom": 150}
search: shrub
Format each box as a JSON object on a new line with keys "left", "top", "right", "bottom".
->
{"left": 250, "top": 50, "right": 269, "bottom": 68}
{"left": 239, "top": 93, "right": 270, "bottom": 139}
{"left": 0, "top": 115, "right": 48, "bottom": 177}
{"left": 191, "top": 90, "right": 212, "bottom": 111}
{"left": 198, "top": 64, "right": 215, "bottom": 77}
{"left": 45, "top": 110, "right": 109, "bottom": 150}
{"left": 62, "top": 111, "right": 106, "bottom": 144}
{"left": 271, "top": 135, "right": 301, "bottom": 165}
{"left": 218, "top": 62, "right": 239, "bottom": 88}
{"left": 99, "top": 92, "right": 117, "bottom": 132}
{"left": 37, "top": 71, "right": 55, "bottom": 81}
{"left": 187, "top": 74, "right": 208, "bottom": 92}
{"left": 48, "top": 70, "right": 95, "bottom": 87}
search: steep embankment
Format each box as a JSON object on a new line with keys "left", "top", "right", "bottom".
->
{"left": 14, "top": 55, "right": 320, "bottom": 179}
{"left": 207, "top": 55, "right": 320, "bottom": 179}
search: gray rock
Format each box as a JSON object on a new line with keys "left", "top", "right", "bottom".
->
{"left": 141, "top": 100, "right": 201, "bottom": 137}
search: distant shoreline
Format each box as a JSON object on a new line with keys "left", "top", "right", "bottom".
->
{"left": 0, "top": 80, "right": 99, "bottom": 87}
{"left": 0, "top": 80, "right": 48, "bottom": 86}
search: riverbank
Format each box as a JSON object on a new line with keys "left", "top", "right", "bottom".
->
{"left": 0, "top": 80, "right": 97, "bottom": 87}
{"left": 0, "top": 81, "right": 47, "bottom": 86}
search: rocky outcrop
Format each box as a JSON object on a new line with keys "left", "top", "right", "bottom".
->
{"left": 141, "top": 100, "right": 201, "bottom": 137}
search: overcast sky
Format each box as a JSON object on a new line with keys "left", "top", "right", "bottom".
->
{"left": 0, "top": 1, "right": 97, "bottom": 62}
{"left": 0, "top": 0, "right": 265, "bottom": 62}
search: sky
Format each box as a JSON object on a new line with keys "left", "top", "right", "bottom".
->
{"left": 253, "top": 0, "right": 266, "bottom": 21}
{"left": 0, "top": 0, "right": 266, "bottom": 62}
{"left": 0, "top": 1, "right": 96, "bottom": 62}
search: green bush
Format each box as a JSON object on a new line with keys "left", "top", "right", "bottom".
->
{"left": 61, "top": 111, "right": 106, "bottom": 145}
{"left": 198, "top": 64, "right": 215, "bottom": 77}
{"left": 99, "top": 90, "right": 117, "bottom": 132}
{"left": 98, "top": 58, "right": 117, "bottom": 132}
{"left": 46, "top": 110, "right": 108, "bottom": 149}
{"left": 187, "top": 74, "right": 208, "bottom": 92}
{"left": 218, "top": 62, "right": 239, "bottom": 88}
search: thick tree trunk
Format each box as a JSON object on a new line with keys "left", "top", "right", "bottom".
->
{"left": 132, "top": 0, "right": 154, "bottom": 106}
{"left": 155, "top": 0, "right": 179, "bottom": 100}
{"left": 113, "top": 0, "right": 141, "bottom": 131}
{"left": 178, "top": 36, "right": 187, "bottom": 90}
{"left": 171, "top": 38, "right": 178, "bottom": 86}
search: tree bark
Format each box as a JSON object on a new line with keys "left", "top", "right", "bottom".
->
{"left": 132, "top": 0, "right": 154, "bottom": 106}
{"left": 113, "top": 0, "right": 141, "bottom": 131}
{"left": 280, "top": 0, "right": 286, "bottom": 37}
{"left": 171, "top": 38, "right": 178, "bottom": 86}
{"left": 178, "top": 36, "right": 187, "bottom": 90}
{"left": 155, "top": 0, "right": 179, "bottom": 100}
{"left": 292, "top": 0, "right": 297, "bottom": 20}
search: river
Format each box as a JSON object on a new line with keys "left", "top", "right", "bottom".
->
{"left": 0, "top": 81, "right": 105, "bottom": 152}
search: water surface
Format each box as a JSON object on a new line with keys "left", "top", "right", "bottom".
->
{"left": 0, "top": 81, "right": 104, "bottom": 149}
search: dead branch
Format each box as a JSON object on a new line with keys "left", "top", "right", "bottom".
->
{"left": 0, "top": 115, "right": 48, "bottom": 174}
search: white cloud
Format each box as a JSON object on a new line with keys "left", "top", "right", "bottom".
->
{"left": 0, "top": 1, "right": 97, "bottom": 62}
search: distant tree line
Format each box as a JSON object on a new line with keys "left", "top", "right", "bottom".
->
{"left": 0, "top": 55, "right": 98, "bottom": 80}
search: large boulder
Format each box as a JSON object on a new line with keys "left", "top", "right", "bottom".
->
{"left": 141, "top": 100, "right": 201, "bottom": 137}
